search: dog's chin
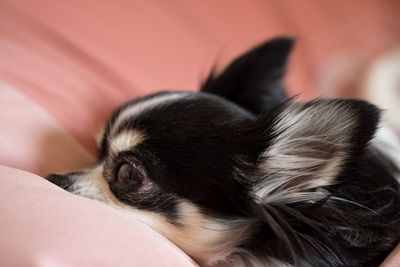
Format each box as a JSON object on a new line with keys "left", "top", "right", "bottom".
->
{"left": 98, "top": 194, "right": 255, "bottom": 265}
{"left": 147, "top": 200, "right": 256, "bottom": 266}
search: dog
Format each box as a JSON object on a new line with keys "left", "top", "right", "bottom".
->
{"left": 47, "top": 38, "right": 400, "bottom": 267}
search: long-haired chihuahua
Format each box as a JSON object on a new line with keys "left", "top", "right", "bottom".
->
{"left": 47, "top": 38, "right": 400, "bottom": 267}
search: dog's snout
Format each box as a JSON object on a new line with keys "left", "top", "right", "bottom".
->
{"left": 47, "top": 174, "right": 73, "bottom": 190}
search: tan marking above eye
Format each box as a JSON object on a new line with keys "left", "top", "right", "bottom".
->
{"left": 109, "top": 130, "right": 145, "bottom": 155}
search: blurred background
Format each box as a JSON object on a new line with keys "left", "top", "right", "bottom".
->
{"left": 0, "top": 0, "right": 399, "bottom": 174}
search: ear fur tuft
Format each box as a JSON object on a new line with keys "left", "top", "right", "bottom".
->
{"left": 247, "top": 99, "right": 381, "bottom": 204}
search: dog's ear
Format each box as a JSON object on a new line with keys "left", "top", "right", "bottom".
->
{"left": 245, "top": 99, "right": 380, "bottom": 204}
{"left": 201, "top": 37, "right": 294, "bottom": 114}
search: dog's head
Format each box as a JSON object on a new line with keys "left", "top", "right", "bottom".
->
{"left": 47, "top": 38, "right": 382, "bottom": 266}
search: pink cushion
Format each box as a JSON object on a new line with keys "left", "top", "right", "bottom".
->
{"left": 0, "top": 165, "right": 196, "bottom": 267}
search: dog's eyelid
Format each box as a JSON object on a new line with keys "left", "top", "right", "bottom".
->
{"left": 115, "top": 161, "right": 146, "bottom": 184}
{"left": 128, "top": 161, "right": 147, "bottom": 179}
{"left": 112, "top": 153, "right": 148, "bottom": 179}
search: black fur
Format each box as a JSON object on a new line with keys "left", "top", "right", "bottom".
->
{"left": 201, "top": 37, "right": 293, "bottom": 114}
{"left": 48, "top": 37, "right": 400, "bottom": 267}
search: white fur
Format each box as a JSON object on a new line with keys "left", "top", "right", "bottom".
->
{"left": 68, "top": 165, "right": 117, "bottom": 202}
{"left": 255, "top": 101, "right": 355, "bottom": 204}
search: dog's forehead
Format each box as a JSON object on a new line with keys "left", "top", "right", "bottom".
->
{"left": 100, "top": 92, "right": 252, "bottom": 157}
{"left": 110, "top": 92, "right": 251, "bottom": 134}
{"left": 110, "top": 92, "right": 191, "bottom": 134}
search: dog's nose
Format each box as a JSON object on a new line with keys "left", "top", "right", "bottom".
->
{"left": 46, "top": 174, "right": 72, "bottom": 190}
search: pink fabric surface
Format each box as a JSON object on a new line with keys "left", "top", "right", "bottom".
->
{"left": 0, "top": 164, "right": 196, "bottom": 267}
{"left": 381, "top": 245, "right": 400, "bottom": 267}
{"left": 0, "top": 82, "right": 93, "bottom": 176}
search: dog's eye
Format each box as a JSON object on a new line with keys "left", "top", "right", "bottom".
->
{"left": 116, "top": 163, "right": 144, "bottom": 185}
